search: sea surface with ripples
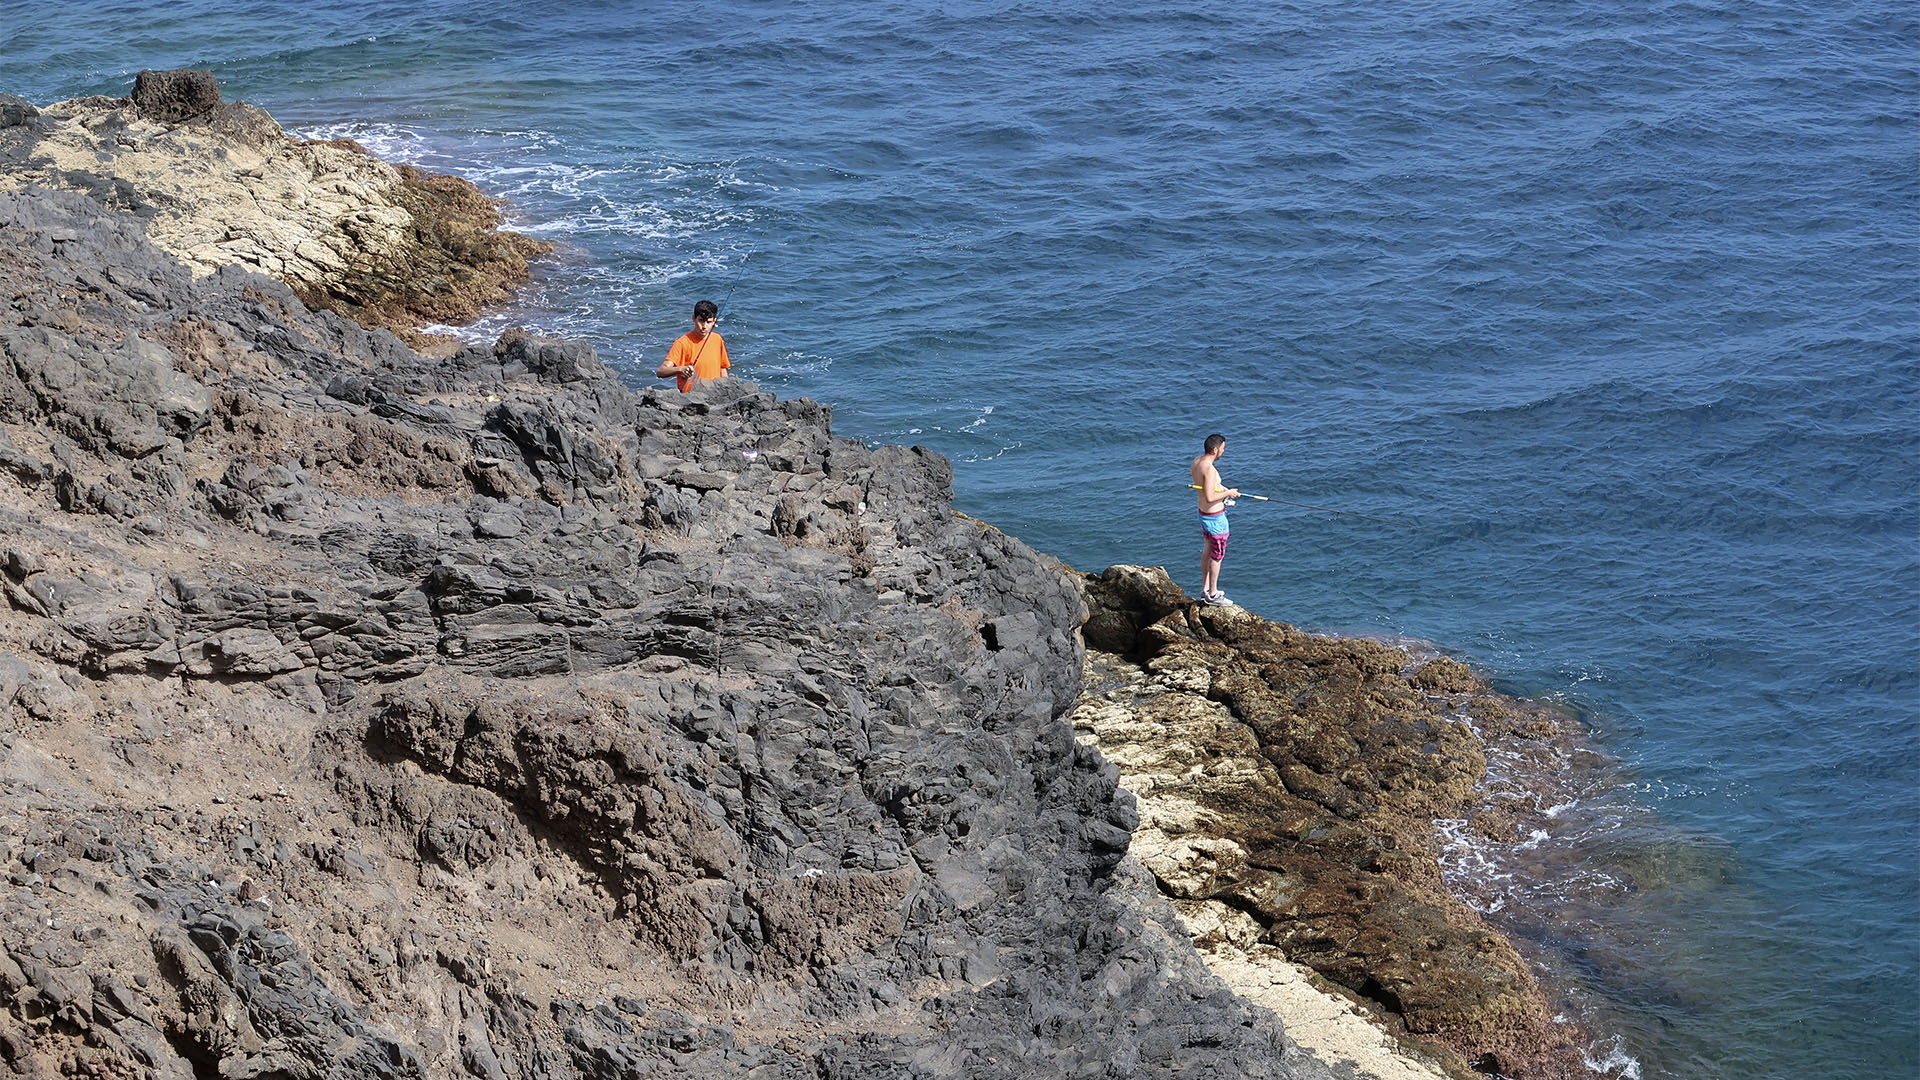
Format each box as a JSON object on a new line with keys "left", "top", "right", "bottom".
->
{"left": 7, "top": 2, "right": 1915, "bottom": 1076}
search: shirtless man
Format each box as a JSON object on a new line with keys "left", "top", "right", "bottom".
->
{"left": 1191, "top": 433, "right": 1240, "bottom": 606}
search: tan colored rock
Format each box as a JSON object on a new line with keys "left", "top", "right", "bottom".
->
{"left": 0, "top": 73, "right": 547, "bottom": 346}
{"left": 1175, "top": 903, "right": 1468, "bottom": 1080}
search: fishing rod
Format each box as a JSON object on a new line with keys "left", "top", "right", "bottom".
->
{"left": 678, "top": 248, "right": 754, "bottom": 380}
{"left": 1189, "top": 485, "right": 1414, "bottom": 527}
{"left": 712, "top": 247, "right": 753, "bottom": 328}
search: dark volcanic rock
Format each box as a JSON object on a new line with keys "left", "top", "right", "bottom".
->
{"left": 0, "top": 95, "right": 35, "bottom": 129}
{"left": 131, "top": 68, "right": 221, "bottom": 123}
{"left": 0, "top": 181, "right": 1343, "bottom": 1079}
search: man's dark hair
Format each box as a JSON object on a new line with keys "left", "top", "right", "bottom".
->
{"left": 1204, "top": 433, "right": 1226, "bottom": 454}
{"left": 693, "top": 299, "right": 718, "bottom": 321}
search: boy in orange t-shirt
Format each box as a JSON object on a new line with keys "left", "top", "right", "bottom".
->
{"left": 655, "top": 299, "right": 730, "bottom": 392}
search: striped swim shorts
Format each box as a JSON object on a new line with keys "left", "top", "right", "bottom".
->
{"left": 1201, "top": 511, "right": 1229, "bottom": 561}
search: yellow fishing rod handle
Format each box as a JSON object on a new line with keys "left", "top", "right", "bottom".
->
{"left": 1189, "top": 484, "right": 1268, "bottom": 500}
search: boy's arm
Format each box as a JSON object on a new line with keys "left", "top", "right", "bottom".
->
{"left": 656, "top": 339, "right": 692, "bottom": 378}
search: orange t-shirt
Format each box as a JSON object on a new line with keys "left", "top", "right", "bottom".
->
{"left": 666, "top": 330, "right": 729, "bottom": 392}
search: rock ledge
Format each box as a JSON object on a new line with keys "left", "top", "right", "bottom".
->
{"left": 0, "top": 72, "right": 548, "bottom": 349}
{"left": 1074, "top": 564, "right": 1591, "bottom": 1079}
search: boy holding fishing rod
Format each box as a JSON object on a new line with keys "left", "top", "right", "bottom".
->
{"left": 656, "top": 299, "right": 730, "bottom": 392}
{"left": 1191, "top": 433, "right": 1239, "bottom": 606}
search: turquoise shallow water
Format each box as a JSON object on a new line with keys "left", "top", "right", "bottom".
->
{"left": 6, "top": 3, "right": 1917, "bottom": 1076}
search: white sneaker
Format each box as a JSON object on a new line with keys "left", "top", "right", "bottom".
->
{"left": 1203, "top": 591, "right": 1235, "bottom": 607}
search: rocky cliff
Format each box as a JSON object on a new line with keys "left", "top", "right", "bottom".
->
{"left": 0, "top": 76, "right": 1587, "bottom": 1080}
{"left": 0, "top": 80, "right": 1354, "bottom": 1078}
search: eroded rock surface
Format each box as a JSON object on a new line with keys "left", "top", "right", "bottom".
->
{"left": 0, "top": 179, "right": 1345, "bottom": 1078}
{"left": 0, "top": 73, "right": 548, "bottom": 346}
{"left": 1074, "top": 565, "right": 1590, "bottom": 1079}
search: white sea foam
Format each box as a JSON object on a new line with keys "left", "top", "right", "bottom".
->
{"left": 756, "top": 351, "right": 834, "bottom": 378}
{"left": 1434, "top": 816, "right": 1522, "bottom": 914}
{"left": 287, "top": 120, "right": 433, "bottom": 162}
{"left": 957, "top": 441, "right": 1020, "bottom": 463}
{"left": 1580, "top": 1035, "right": 1644, "bottom": 1079}
{"left": 414, "top": 320, "right": 496, "bottom": 345}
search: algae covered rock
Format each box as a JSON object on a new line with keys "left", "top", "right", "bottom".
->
{"left": 1074, "top": 565, "right": 1589, "bottom": 1079}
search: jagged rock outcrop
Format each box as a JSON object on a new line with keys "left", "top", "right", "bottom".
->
{"left": 1074, "top": 565, "right": 1589, "bottom": 1078}
{"left": 0, "top": 175, "right": 1348, "bottom": 1079}
{"left": 0, "top": 74, "right": 548, "bottom": 347}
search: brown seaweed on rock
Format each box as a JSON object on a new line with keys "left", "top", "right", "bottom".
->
{"left": 1075, "top": 564, "right": 1592, "bottom": 1079}
{"left": 290, "top": 161, "right": 553, "bottom": 345}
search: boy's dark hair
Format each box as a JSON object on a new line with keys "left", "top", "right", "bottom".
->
{"left": 1204, "top": 433, "right": 1226, "bottom": 454}
{"left": 693, "top": 299, "right": 718, "bottom": 321}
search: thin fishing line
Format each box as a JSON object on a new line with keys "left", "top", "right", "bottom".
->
{"left": 1189, "top": 485, "right": 1414, "bottom": 527}
{"left": 714, "top": 247, "right": 753, "bottom": 328}
{"left": 683, "top": 248, "right": 755, "bottom": 375}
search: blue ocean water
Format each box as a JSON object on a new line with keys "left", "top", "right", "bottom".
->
{"left": 5, "top": 3, "right": 1915, "bottom": 1077}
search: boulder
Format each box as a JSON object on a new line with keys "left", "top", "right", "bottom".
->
{"left": 131, "top": 68, "right": 221, "bottom": 124}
